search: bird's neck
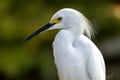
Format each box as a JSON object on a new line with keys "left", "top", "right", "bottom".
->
{"left": 53, "top": 30, "right": 72, "bottom": 47}
{"left": 66, "top": 24, "right": 84, "bottom": 38}
{"left": 53, "top": 29, "right": 81, "bottom": 49}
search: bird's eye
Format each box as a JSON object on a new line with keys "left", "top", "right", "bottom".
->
{"left": 58, "top": 17, "right": 62, "bottom": 21}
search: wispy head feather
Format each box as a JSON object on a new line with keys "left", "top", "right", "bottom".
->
{"left": 80, "top": 14, "right": 94, "bottom": 39}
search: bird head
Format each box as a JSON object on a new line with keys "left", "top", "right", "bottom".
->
{"left": 48, "top": 8, "right": 82, "bottom": 30}
{"left": 25, "top": 8, "right": 93, "bottom": 42}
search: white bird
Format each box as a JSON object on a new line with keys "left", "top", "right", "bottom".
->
{"left": 25, "top": 8, "right": 106, "bottom": 80}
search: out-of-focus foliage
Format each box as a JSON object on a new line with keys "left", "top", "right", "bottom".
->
{"left": 0, "top": 0, "right": 120, "bottom": 80}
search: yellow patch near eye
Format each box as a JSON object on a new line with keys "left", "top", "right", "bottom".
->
{"left": 50, "top": 17, "right": 62, "bottom": 24}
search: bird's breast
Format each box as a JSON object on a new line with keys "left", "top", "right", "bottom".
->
{"left": 52, "top": 32, "right": 90, "bottom": 80}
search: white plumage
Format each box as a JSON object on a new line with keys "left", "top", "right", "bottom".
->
{"left": 25, "top": 8, "right": 106, "bottom": 80}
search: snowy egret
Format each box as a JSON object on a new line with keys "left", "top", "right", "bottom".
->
{"left": 25, "top": 8, "right": 106, "bottom": 80}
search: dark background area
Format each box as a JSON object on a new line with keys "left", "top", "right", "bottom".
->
{"left": 0, "top": 0, "right": 120, "bottom": 80}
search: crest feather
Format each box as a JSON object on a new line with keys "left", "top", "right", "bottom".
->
{"left": 80, "top": 14, "right": 94, "bottom": 39}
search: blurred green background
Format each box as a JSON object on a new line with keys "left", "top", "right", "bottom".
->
{"left": 0, "top": 0, "right": 120, "bottom": 80}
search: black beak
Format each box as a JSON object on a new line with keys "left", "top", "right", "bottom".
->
{"left": 25, "top": 23, "right": 55, "bottom": 42}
